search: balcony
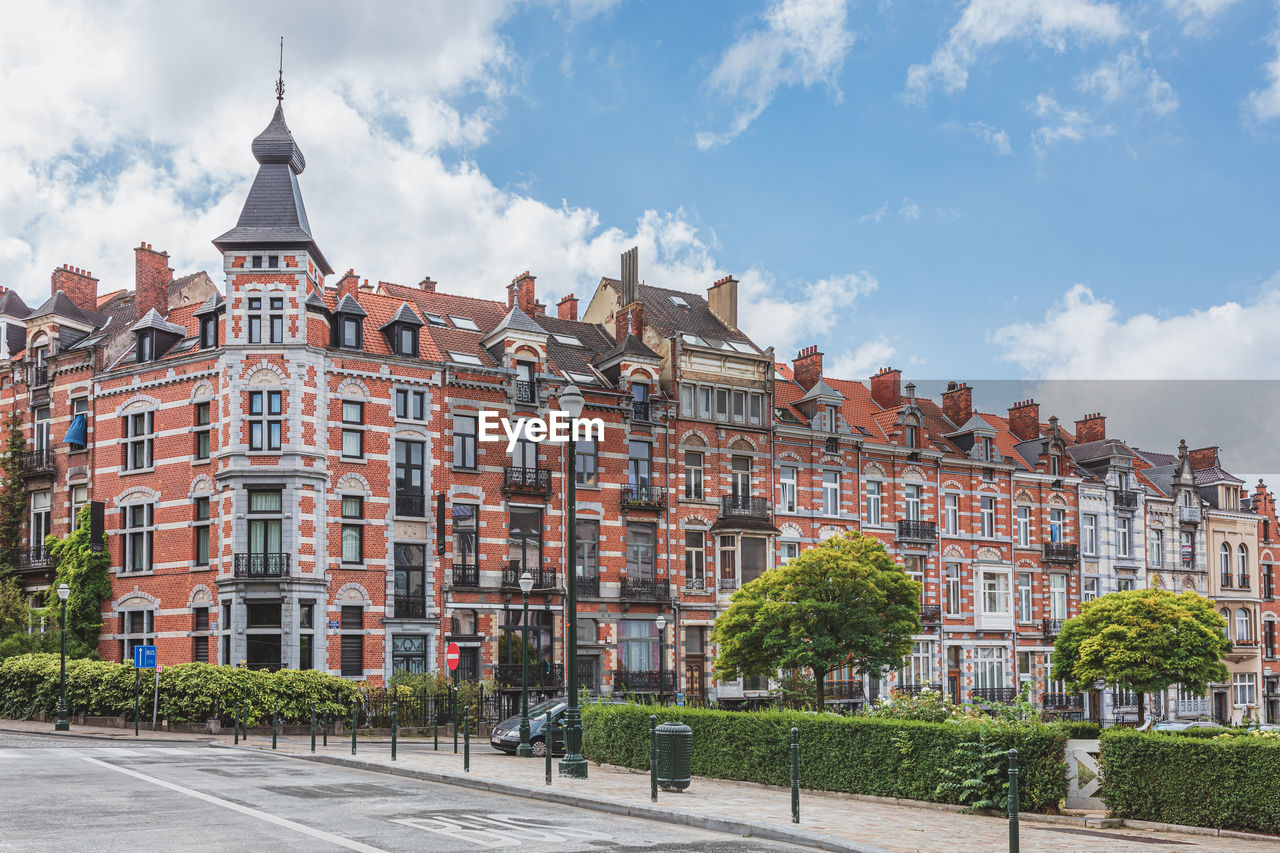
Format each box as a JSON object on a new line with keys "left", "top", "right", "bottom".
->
{"left": 970, "top": 687, "right": 1017, "bottom": 704}
{"left": 502, "top": 466, "right": 552, "bottom": 497}
{"left": 614, "top": 669, "right": 676, "bottom": 694}
{"left": 29, "top": 365, "right": 48, "bottom": 388}
{"left": 515, "top": 380, "right": 536, "bottom": 404}
{"left": 232, "top": 553, "right": 290, "bottom": 579}
{"left": 621, "top": 577, "right": 670, "bottom": 601}
{"left": 1264, "top": 579, "right": 1274, "bottom": 601}
{"left": 1180, "top": 505, "right": 1202, "bottom": 523}
{"left": 621, "top": 484, "right": 665, "bottom": 512}
{"left": 717, "top": 576, "right": 739, "bottom": 591}
{"left": 1042, "top": 618, "right": 1065, "bottom": 638}
{"left": 496, "top": 662, "right": 564, "bottom": 689}
{"left": 12, "top": 547, "right": 53, "bottom": 572}
{"left": 393, "top": 595, "right": 427, "bottom": 619}
{"left": 894, "top": 682, "right": 943, "bottom": 696}
{"left": 502, "top": 562, "right": 557, "bottom": 590}
{"left": 719, "top": 494, "right": 771, "bottom": 520}
{"left": 17, "top": 449, "right": 55, "bottom": 476}
{"left": 451, "top": 564, "right": 479, "bottom": 587}
{"left": 1115, "top": 490, "right": 1138, "bottom": 509}
{"left": 576, "top": 574, "right": 601, "bottom": 597}
{"left": 1042, "top": 693, "right": 1083, "bottom": 712}
{"left": 897, "top": 519, "right": 937, "bottom": 543}
{"left": 1176, "top": 697, "right": 1211, "bottom": 716}
{"left": 395, "top": 491, "right": 426, "bottom": 518}
{"left": 631, "top": 399, "right": 650, "bottom": 422}
{"left": 920, "top": 604, "right": 941, "bottom": 625}
{"left": 1042, "top": 542, "right": 1079, "bottom": 563}
{"left": 825, "top": 680, "right": 866, "bottom": 702}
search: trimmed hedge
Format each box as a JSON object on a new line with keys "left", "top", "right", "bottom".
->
{"left": 0, "top": 654, "right": 359, "bottom": 726}
{"left": 582, "top": 703, "right": 1068, "bottom": 813}
{"left": 1101, "top": 728, "right": 1280, "bottom": 835}
{"left": 1058, "top": 721, "right": 1102, "bottom": 739}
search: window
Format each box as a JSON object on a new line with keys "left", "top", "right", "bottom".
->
{"left": 452, "top": 415, "right": 477, "bottom": 469}
{"left": 516, "top": 361, "right": 537, "bottom": 404}
{"left": 748, "top": 392, "right": 764, "bottom": 425}
{"left": 685, "top": 530, "right": 706, "bottom": 588}
{"left": 899, "top": 641, "right": 935, "bottom": 686}
{"left": 943, "top": 494, "right": 959, "bottom": 534}
{"left": 679, "top": 384, "right": 695, "bottom": 417}
{"left": 193, "top": 497, "right": 210, "bottom": 565}
{"left": 625, "top": 522, "right": 655, "bottom": 580}
{"left": 780, "top": 542, "right": 799, "bottom": 564}
{"left": 1239, "top": 544, "right": 1249, "bottom": 588}
{"left": 1015, "top": 506, "right": 1030, "bottom": 547}
{"left": 618, "top": 619, "right": 658, "bottom": 674}
{"left": 1149, "top": 528, "right": 1163, "bottom": 566}
{"left": 269, "top": 297, "right": 284, "bottom": 343}
{"left": 631, "top": 381, "right": 649, "bottom": 420}
{"left": 340, "top": 606, "right": 363, "bottom": 677}
{"left": 449, "top": 315, "right": 479, "bottom": 331}
{"left": 699, "top": 386, "right": 712, "bottom": 420}
{"left": 1265, "top": 620, "right": 1277, "bottom": 658}
{"left": 341, "top": 401, "right": 364, "bottom": 459}
{"left": 1221, "top": 543, "right": 1232, "bottom": 588}
{"left": 394, "top": 389, "right": 427, "bottom": 421}
{"left": 741, "top": 536, "right": 767, "bottom": 584}
{"left": 1049, "top": 508, "right": 1064, "bottom": 542}
{"left": 394, "top": 544, "right": 425, "bottom": 618}
{"left": 975, "top": 647, "right": 1005, "bottom": 690}
{"left": 70, "top": 484, "right": 87, "bottom": 530}
{"left": 137, "top": 331, "right": 154, "bottom": 362}
{"left": 1083, "top": 577, "right": 1099, "bottom": 602}
{"left": 200, "top": 314, "right": 218, "bottom": 349}
{"left": 1117, "top": 516, "right": 1131, "bottom": 557}
{"left": 904, "top": 484, "right": 922, "bottom": 521}
{"left": 1181, "top": 531, "right": 1194, "bottom": 567}
{"left": 730, "top": 455, "right": 751, "bottom": 498}
{"left": 123, "top": 410, "right": 154, "bottom": 470}
{"left": 1234, "top": 673, "right": 1257, "bottom": 706}
{"left": 395, "top": 440, "right": 425, "bottom": 512}
{"left": 246, "top": 296, "right": 283, "bottom": 344}
{"left": 715, "top": 388, "right": 729, "bottom": 421}
{"left": 393, "top": 324, "right": 418, "bottom": 357}
{"left": 577, "top": 520, "right": 599, "bottom": 580}
{"left": 980, "top": 497, "right": 995, "bottom": 538}
{"left": 339, "top": 315, "right": 362, "bottom": 350}
{"left": 732, "top": 390, "right": 745, "bottom": 423}
{"left": 866, "top": 481, "right": 882, "bottom": 525}
{"left": 29, "top": 490, "right": 51, "bottom": 557}
{"left": 192, "top": 607, "right": 210, "bottom": 663}
{"left": 628, "top": 441, "right": 653, "bottom": 497}
{"left": 945, "top": 563, "right": 962, "bottom": 615}
{"left": 194, "top": 402, "right": 211, "bottom": 461}
{"left": 452, "top": 505, "right": 477, "bottom": 568}
{"left": 124, "top": 503, "right": 154, "bottom": 572}
{"left": 981, "top": 570, "right": 1010, "bottom": 615}
{"left": 392, "top": 636, "right": 427, "bottom": 675}
{"left": 1236, "top": 608, "right": 1251, "bottom": 643}
{"left": 248, "top": 391, "right": 282, "bottom": 451}
{"left": 824, "top": 404, "right": 839, "bottom": 433}
{"left": 508, "top": 508, "right": 542, "bottom": 574}
{"left": 120, "top": 609, "right": 154, "bottom": 662}
{"left": 685, "top": 451, "right": 705, "bottom": 500}
{"left": 1017, "top": 572, "right": 1033, "bottom": 623}
{"left": 903, "top": 417, "right": 919, "bottom": 449}
{"left": 341, "top": 496, "right": 363, "bottom": 563}
{"left": 822, "top": 471, "right": 840, "bottom": 516}
{"left": 1050, "top": 574, "right": 1067, "bottom": 620}
{"left": 1116, "top": 576, "right": 1135, "bottom": 592}
{"left": 719, "top": 534, "right": 736, "bottom": 584}
{"left": 905, "top": 556, "right": 924, "bottom": 608}
{"left": 1078, "top": 514, "right": 1096, "bottom": 555}
{"left": 576, "top": 438, "right": 597, "bottom": 487}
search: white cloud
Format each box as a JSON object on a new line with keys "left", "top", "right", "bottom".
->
{"left": 906, "top": 0, "right": 1127, "bottom": 99}
{"left": 1245, "top": 9, "right": 1280, "bottom": 124}
{"left": 1163, "top": 0, "right": 1241, "bottom": 35}
{"left": 898, "top": 198, "right": 920, "bottom": 220}
{"left": 857, "top": 198, "right": 921, "bottom": 222}
{"left": 695, "top": 0, "right": 854, "bottom": 150}
{"left": 737, "top": 270, "right": 880, "bottom": 363}
{"left": 1079, "top": 46, "right": 1179, "bottom": 115}
{"left": 826, "top": 336, "right": 896, "bottom": 379}
{"left": 1030, "top": 94, "right": 1112, "bottom": 154}
{"left": 945, "top": 120, "right": 1013, "bottom": 154}
{"left": 990, "top": 281, "right": 1280, "bottom": 379}
{"left": 858, "top": 202, "right": 890, "bottom": 223}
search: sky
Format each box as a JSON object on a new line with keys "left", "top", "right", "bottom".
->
{"left": 3, "top": 1, "right": 1280, "bottom": 454}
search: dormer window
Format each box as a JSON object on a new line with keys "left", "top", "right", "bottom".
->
{"left": 340, "top": 316, "right": 362, "bottom": 349}
{"left": 903, "top": 415, "right": 919, "bottom": 448}
{"left": 980, "top": 436, "right": 994, "bottom": 461}
{"left": 199, "top": 315, "right": 218, "bottom": 349}
{"left": 395, "top": 325, "right": 417, "bottom": 357}
{"left": 516, "top": 362, "right": 536, "bottom": 404}
{"left": 1048, "top": 450, "right": 1060, "bottom": 476}
{"left": 137, "top": 331, "right": 154, "bottom": 363}
{"left": 825, "top": 404, "right": 839, "bottom": 433}
{"left": 380, "top": 302, "right": 425, "bottom": 359}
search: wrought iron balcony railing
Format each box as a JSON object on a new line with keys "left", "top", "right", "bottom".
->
{"left": 621, "top": 483, "right": 665, "bottom": 511}
{"left": 631, "top": 399, "right": 650, "bottom": 422}
{"left": 232, "top": 553, "right": 290, "bottom": 578}
{"left": 894, "top": 682, "right": 943, "bottom": 696}
{"left": 897, "top": 519, "right": 938, "bottom": 542}
{"left": 503, "top": 466, "right": 552, "bottom": 495}
{"left": 451, "top": 563, "right": 479, "bottom": 587}
{"left": 1042, "top": 542, "right": 1079, "bottom": 563}
{"left": 719, "top": 494, "right": 771, "bottom": 520}
{"left": 29, "top": 366, "right": 48, "bottom": 388}
{"left": 1180, "top": 505, "right": 1202, "bottom": 523}
{"left": 17, "top": 448, "right": 55, "bottom": 475}
{"left": 12, "top": 547, "right": 53, "bottom": 570}
{"left": 1042, "top": 693, "right": 1083, "bottom": 711}
{"left": 1042, "top": 618, "right": 1065, "bottom": 637}
{"left": 395, "top": 491, "right": 426, "bottom": 518}
{"left": 684, "top": 576, "right": 707, "bottom": 592}
{"left": 920, "top": 604, "right": 941, "bottom": 625}
{"left": 502, "top": 562, "right": 557, "bottom": 590}
{"left": 825, "top": 680, "right": 866, "bottom": 702}
{"left": 621, "top": 577, "right": 670, "bottom": 600}
{"left": 614, "top": 669, "right": 676, "bottom": 694}
{"left": 515, "top": 380, "right": 536, "bottom": 404}
{"left": 576, "top": 574, "right": 601, "bottom": 597}
{"left": 1115, "top": 490, "right": 1138, "bottom": 509}
{"left": 717, "top": 576, "right": 739, "bottom": 591}
{"left": 393, "top": 595, "right": 427, "bottom": 619}
{"left": 970, "top": 687, "right": 1017, "bottom": 704}
{"left": 496, "top": 662, "right": 564, "bottom": 689}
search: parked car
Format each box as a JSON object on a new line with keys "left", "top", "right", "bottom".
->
{"left": 489, "top": 698, "right": 567, "bottom": 756}
{"left": 1152, "top": 720, "right": 1224, "bottom": 732}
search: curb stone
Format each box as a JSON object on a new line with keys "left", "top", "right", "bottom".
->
{"left": 220, "top": 744, "right": 893, "bottom": 853}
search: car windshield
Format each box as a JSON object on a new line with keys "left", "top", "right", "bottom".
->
{"left": 527, "top": 699, "right": 567, "bottom": 717}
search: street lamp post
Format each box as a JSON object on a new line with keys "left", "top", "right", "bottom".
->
{"left": 558, "top": 384, "right": 588, "bottom": 778}
{"left": 655, "top": 614, "right": 666, "bottom": 706}
{"left": 55, "top": 583, "right": 70, "bottom": 732}
{"left": 517, "top": 570, "right": 535, "bottom": 757}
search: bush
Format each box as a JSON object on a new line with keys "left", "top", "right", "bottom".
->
{"left": 865, "top": 688, "right": 958, "bottom": 723}
{"left": 582, "top": 702, "right": 1068, "bottom": 813}
{"left": 1100, "top": 728, "right": 1280, "bottom": 834}
{"left": 1057, "top": 721, "right": 1102, "bottom": 739}
{"left": 0, "top": 654, "right": 359, "bottom": 726}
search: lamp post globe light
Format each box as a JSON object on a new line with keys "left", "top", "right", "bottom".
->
{"left": 557, "top": 384, "right": 589, "bottom": 778}
{"left": 517, "top": 570, "right": 535, "bottom": 757}
{"left": 655, "top": 614, "right": 666, "bottom": 706}
{"left": 55, "top": 583, "right": 70, "bottom": 732}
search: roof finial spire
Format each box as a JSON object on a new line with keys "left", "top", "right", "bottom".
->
{"left": 275, "top": 36, "right": 285, "bottom": 103}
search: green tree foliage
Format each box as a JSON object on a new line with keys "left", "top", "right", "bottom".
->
{"left": 711, "top": 532, "right": 921, "bottom": 704}
{"left": 0, "top": 416, "right": 26, "bottom": 576}
{"left": 1052, "top": 589, "right": 1230, "bottom": 725}
{"left": 44, "top": 505, "right": 111, "bottom": 658}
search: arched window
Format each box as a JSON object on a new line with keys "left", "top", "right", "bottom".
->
{"left": 1238, "top": 544, "right": 1249, "bottom": 588}
{"left": 1220, "top": 607, "right": 1231, "bottom": 639}
{"left": 1220, "top": 544, "right": 1232, "bottom": 588}
{"left": 903, "top": 416, "right": 919, "bottom": 449}
{"left": 1236, "top": 608, "right": 1251, "bottom": 643}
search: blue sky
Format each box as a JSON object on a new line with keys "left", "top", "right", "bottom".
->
{"left": 3, "top": 0, "right": 1280, "bottom": 386}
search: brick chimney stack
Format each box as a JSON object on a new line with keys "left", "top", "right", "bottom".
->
{"left": 51, "top": 265, "right": 99, "bottom": 314}
{"left": 707, "top": 274, "right": 738, "bottom": 330}
{"left": 942, "top": 381, "right": 972, "bottom": 426}
{"left": 337, "top": 269, "right": 360, "bottom": 300}
{"left": 133, "top": 242, "right": 172, "bottom": 321}
{"left": 793, "top": 345, "right": 824, "bottom": 391}
{"left": 557, "top": 294, "right": 579, "bottom": 322}
{"left": 1074, "top": 412, "right": 1106, "bottom": 443}
{"left": 870, "top": 367, "right": 901, "bottom": 408}
{"left": 1188, "top": 446, "right": 1219, "bottom": 470}
{"left": 512, "top": 271, "right": 537, "bottom": 315}
{"left": 1008, "top": 399, "right": 1041, "bottom": 441}
{"left": 418, "top": 276, "right": 436, "bottom": 292}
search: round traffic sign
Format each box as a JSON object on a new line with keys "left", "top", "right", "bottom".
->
{"left": 445, "top": 641, "right": 460, "bottom": 671}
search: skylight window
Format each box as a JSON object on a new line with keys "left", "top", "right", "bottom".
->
{"left": 425, "top": 313, "right": 448, "bottom": 327}
{"left": 669, "top": 295, "right": 689, "bottom": 307}
{"left": 450, "top": 316, "right": 480, "bottom": 331}
{"left": 449, "top": 351, "right": 483, "bottom": 365}
{"left": 553, "top": 334, "right": 584, "bottom": 347}
{"left": 726, "top": 340, "right": 755, "bottom": 353}
{"left": 566, "top": 371, "right": 596, "bottom": 384}
{"left": 681, "top": 333, "right": 707, "bottom": 347}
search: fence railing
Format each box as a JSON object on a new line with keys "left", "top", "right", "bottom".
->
{"left": 495, "top": 662, "right": 565, "bottom": 689}
{"left": 393, "top": 595, "right": 426, "bottom": 619}
{"left": 501, "top": 562, "right": 557, "bottom": 589}
{"left": 395, "top": 491, "right": 426, "bottom": 518}
{"left": 18, "top": 448, "right": 55, "bottom": 475}
{"left": 971, "top": 687, "right": 1017, "bottom": 704}
{"left": 620, "top": 577, "right": 670, "bottom": 600}
{"left": 451, "top": 564, "right": 479, "bottom": 587}
{"left": 233, "top": 553, "right": 290, "bottom": 578}
{"left": 503, "top": 466, "right": 552, "bottom": 494}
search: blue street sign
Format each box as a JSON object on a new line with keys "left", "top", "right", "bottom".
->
{"left": 133, "top": 645, "right": 157, "bottom": 669}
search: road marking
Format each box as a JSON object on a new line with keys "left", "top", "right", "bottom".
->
{"left": 391, "top": 813, "right": 612, "bottom": 849}
{"left": 78, "top": 755, "right": 390, "bottom": 853}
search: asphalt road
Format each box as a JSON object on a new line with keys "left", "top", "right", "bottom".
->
{"left": 0, "top": 731, "right": 804, "bottom": 852}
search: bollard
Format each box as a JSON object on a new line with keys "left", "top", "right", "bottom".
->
{"left": 544, "top": 711, "right": 552, "bottom": 785}
{"left": 233, "top": 702, "right": 239, "bottom": 745}
{"left": 134, "top": 671, "right": 140, "bottom": 738}
{"left": 351, "top": 700, "right": 358, "bottom": 756}
{"left": 453, "top": 689, "right": 459, "bottom": 755}
{"left": 433, "top": 704, "right": 439, "bottom": 751}
{"left": 272, "top": 702, "right": 278, "bottom": 750}
{"left": 310, "top": 702, "right": 316, "bottom": 753}
{"left": 790, "top": 727, "right": 800, "bottom": 824}
{"left": 391, "top": 698, "right": 398, "bottom": 762}
{"left": 464, "top": 711, "right": 471, "bottom": 772}
{"left": 1007, "top": 748, "right": 1020, "bottom": 853}
{"left": 322, "top": 713, "right": 328, "bottom": 747}
{"left": 649, "top": 715, "right": 658, "bottom": 802}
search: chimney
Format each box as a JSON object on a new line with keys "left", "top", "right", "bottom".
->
{"left": 620, "top": 247, "right": 639, "bottom": 306}
{"left": 51, "top": 265, "right": 99, "bottom": 314}
{"left": 942, "top": 381, "right": 972, "bottom": 426}
{"left": 793, "top": 346, "right": 824, "bottom": 391}
{"left": 629, "top": 302, "right": 644, "bottom": 338}
{"left": 1008, "top": 399, "right": 1041, "bottom": 442}
{"left": 870, "top": 367, "right": 901, "bottom": 409}
{"left": 511, "top": 271, "right": 537, "bottom": 315}
{"left": 1074, "top": 412, "right": 1106, "bottom": 444}
{"left": 337, "top": 269, "right": 360, "bottom": 300}
{"left": 557, "top": 293, "right": 579, "bottom": 322}
{"left": 418, "top": 276, "right": 436, "bottom": 292}
{"left": 1188, "top": 446, "right": 1219, "bottom": 470}
{"left": 133, "top": 242, "right": 171, "bottom": 321}
{"left": 707, "top": 274, "right": 738, "bottom": 330}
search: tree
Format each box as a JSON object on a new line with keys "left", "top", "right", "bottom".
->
{"left": 43, "top": 504, "right": 111, "bottom": 659}
{"left": 1052, "top": 588, "right": 1231, "bottom": 725}
{"left": 0, "top": 416, "right": 26, "bottom": 576}
{"left": 711, "top": 532, "right": 921, "bottom": 705}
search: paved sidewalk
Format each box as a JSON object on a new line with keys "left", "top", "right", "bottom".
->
{"left": 6, "top": 721, "right": 1277, "bottom": 852}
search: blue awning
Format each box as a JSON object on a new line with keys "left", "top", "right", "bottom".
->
{"left": 63, "top": 413, "right": 87, "bottom": 448}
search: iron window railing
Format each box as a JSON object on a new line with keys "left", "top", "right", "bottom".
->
{"left": 684, "top": 577, "right": 707, "bottom": 592}
{"left": 920, "top": 604, "right": 941, "bottom": 625}
{"left": 232, "top": 553, "right": 290, "bottom": 578}
{"left": 621, "top": 484, "right": 665, "bottom": 510}
{"left": 576, "top": 575, "right": 600, "bottom": 597}
{"left": 1042, "top": 693, "right": 1083, "bottom": 711}
{"left": 894, "top": 682, "right": 943, "bottom": 696}
{"left": 717, "top": 576, "right": 739, "bottom": 591}
{"left": 1042, "top": 542, "right": 1079, "bottom": 563}
{"left": 897, "top": 519, "right": 937, "bottom": 542}
{"left": 451, "top": 563, "right": 479, "bottom": 587}
{"left": 825, "top": 680, "right": 866, "bottom": 702}
{"left": 515, "top": 380, "right": 535, "bottom": 404}
{"left": 1180, "top": 505, "right": 1202, "bottom": 523}
{"left": 620, "top": 577, "right": 670, "bottom": 600}
{"left": 503, "top": 466, "right": 552, "bottom": 494}
{"left": 970, "top": 687, "right": 1017, "bottom": 704}
{"left": 393, "top": 595, "right": 427, "bottom": 619}
{"left": 12, "top": 547, "right": 53, "bottom": 570}
{"left": 631, "top": 399, "right": 650, "bottom": 422}
{"left": 29, "top": 366, "right": 48, "bottom": 388}
{"left": 395, "top": 491, "right": 426, "bottom": 518}
{"left": 1115, "top": 490, "right": 1138, "bottom": 509}
{"left": 719, "top": 494, "right": 771, "bottom": 519}
{"left": 502, "top": 563, "right": 556, "bottom": 589}
{"left": 17, "top": 449, "right": 54, "bottom": 475}
{"left": 1042, "top": 618, "right": 1065, "bottom": 637}
{"left": 614, "top": 669, "right": 676, "bottom": 693}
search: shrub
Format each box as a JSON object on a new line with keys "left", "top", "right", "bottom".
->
{"left": 1057, "top": 721, "right": 1102, "bottom": 739}
{"left": 865, "top": 688, "right": 958, "bottom": 723}
{"left": 582, "top": 702, "right": 1067, "bottom": 813}
{"left": 1100, "top": 728, "right": 1280, "bottom": 835}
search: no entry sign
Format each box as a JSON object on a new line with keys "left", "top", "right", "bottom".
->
{"left": 445, "top": 641, "right": 460, "bottom": 671}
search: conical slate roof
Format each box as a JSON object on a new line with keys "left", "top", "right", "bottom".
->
{"left": 251, "top": 104, "right": 306, "bottom": 173}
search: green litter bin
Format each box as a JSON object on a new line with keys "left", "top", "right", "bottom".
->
{"left": 655, "top": 721, "right": 692, "bottom": 792}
